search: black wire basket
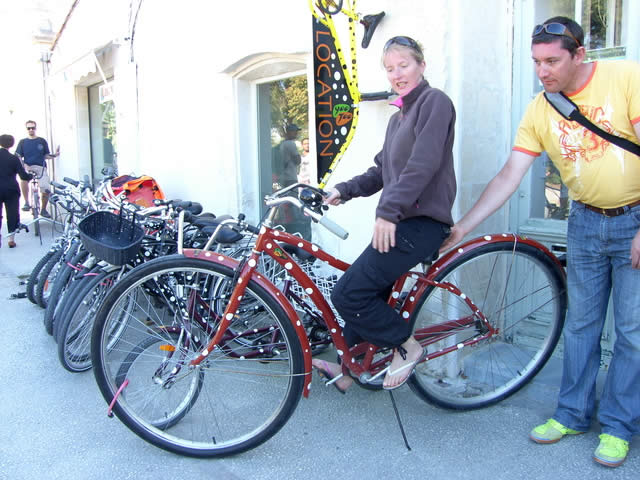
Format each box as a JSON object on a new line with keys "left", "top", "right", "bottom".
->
{"left": 78, "top": 210, "right": 144, "bottom": 266}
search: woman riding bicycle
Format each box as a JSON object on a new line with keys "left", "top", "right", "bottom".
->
{"left": 314, "top": 36, "right": 457, "bottom": 391}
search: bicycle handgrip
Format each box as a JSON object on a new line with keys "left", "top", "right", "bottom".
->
{"left": 63, "top": 177, "right": 79, "bottom": 187}
{"left": 360, "top": 90, "right": 393, "bottom": 101}
{"left": 51, "top": 181, "right": 67, "bottom": 190}
{"left": 246, "top": 224, "right": 261, "bottom": 235}
{"left": 319, "top": 215, "right": 349, "bottom": 240}
{"left": 173, "top": 200, "right": 192, "bottom": 210}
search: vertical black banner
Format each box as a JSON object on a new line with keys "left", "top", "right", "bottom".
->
{"left": 312, "top": 17, "right": 355, "bottom": 184}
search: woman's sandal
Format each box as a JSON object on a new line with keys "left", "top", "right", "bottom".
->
{"left": 382, "top": 346, "right": 427, "bottom": 391}
{"left": 8, "top": 240, "right": 16, "bottom": 248}
{"left": 312, "top": 359, "right": 352, "bottom": 394}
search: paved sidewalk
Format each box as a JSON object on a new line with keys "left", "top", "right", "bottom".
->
{"left": 0, "top": 220, "right": 637, "bottom": 480}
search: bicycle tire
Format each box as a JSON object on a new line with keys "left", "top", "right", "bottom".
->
{"left": 26, "top": 249, "right": 58, "bottom": 305}
{"left": 57, "top": 267, "right": 124, "bottom": 372}
{"left": 43, "top": 247, "right": 88, "bottom": 335}
{"left": 35, "top": 248, "right": 65, "bottom": 308}
{"left": 317, "top": 0, "right": 342, "bottom": 15}
{"left": 92, "top": 255, "right": 305, "bottom": 457}
{"left": 53, "top": 264, "right": 102, "bottom": 342}
{"left": 408, "top": 239, "right": 566, "bottom": 410}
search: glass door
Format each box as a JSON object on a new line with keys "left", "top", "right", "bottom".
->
{"left": 88, "top": 80, "right": 117, "bottom": 182}
{"left": 257, "top": 74, "right": 312, "bottom": 239}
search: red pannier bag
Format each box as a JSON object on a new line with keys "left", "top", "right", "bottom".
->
{"left": 110, "top": 175, "right": 165, "bottom": 207}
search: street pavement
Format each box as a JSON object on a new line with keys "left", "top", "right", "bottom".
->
{"left": 0, "top": 219, "right": 638, "bottom": 480}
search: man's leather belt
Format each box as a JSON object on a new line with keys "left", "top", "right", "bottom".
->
{"left": 579, "top": 199, "right": 640, "bottom": 217}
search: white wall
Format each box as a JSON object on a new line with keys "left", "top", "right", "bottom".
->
{"left": 0, "top": 2, "right": 51, "bottom": 146}
{"left": 45, "top": 0, "right": 514, "bottom": 261}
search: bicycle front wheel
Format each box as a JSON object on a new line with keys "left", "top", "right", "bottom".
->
{"left": 92, "top": 256, "right": 305, "bottom": 457}
{"left": 409, "top": 239, "right": 566, "bottom": 410}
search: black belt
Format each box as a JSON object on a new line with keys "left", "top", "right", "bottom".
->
{"left": 579, "top": 199, "right": 640, "bottom": 217}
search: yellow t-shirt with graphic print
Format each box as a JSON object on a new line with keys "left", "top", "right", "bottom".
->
{"left": 514, "top": 60, "right": 640, "bottom": 209}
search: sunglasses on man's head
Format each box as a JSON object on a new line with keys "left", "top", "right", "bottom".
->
{"left": 384, "top": 36, "right": 421, "bottom": 52}
{"left": 532, "top": 23, "right": 582, "bottom": 47}
{"left": 27, "top": 126, "right": 36, "bottom": 130}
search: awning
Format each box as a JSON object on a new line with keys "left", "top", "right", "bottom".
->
{"left": 50, "top": 41, "right": 114, "bottom": 84}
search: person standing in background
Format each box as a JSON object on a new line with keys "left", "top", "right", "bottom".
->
{"left": 0, "top": 134, "right": 32, "bottom": 248}
{"left": 15, "top": 120, "right": 59, "bottom": 218}
{"left": 298, "top": 137, "right": 313, "bottom": 185}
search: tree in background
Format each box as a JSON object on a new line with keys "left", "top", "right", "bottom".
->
{"left": 270, "top": 75, "right": 308, "bottom": 143}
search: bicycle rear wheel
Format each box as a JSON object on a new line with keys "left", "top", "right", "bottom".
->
{"left": 26, "top": 249, "right": 58, "bottom": 305}
{"left": 35, "top": 247, "right": 66, "bottom": 308}
{"left": 92, "top": 256, "right": 305, "bottom": 457}
{"left": 57, "top": 267, "right": 126, "bottom": 372}
{"left": 408, "top": 239, "right": 566, "bottom": 410}
{"left": 43, "top": 247, "right": 89, "bottom": 335}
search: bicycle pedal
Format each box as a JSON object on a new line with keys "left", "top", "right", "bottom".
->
{"left": 9, "top": 292, "right": 27, "bottom": 300}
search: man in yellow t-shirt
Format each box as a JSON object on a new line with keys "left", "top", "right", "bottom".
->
{"left": 441, "top": 16, "right": 640, "bottom": 468}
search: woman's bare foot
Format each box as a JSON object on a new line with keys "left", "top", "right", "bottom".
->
{"left": 383, "top": 336, "right": 425, "bottom": 390}
{"left": 312, "top": 358, "right": 353, "bottom": 393}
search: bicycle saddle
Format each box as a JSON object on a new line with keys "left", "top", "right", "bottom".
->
{"left": 200, "top": 224, "right": 244, "bottom": 244}
{"left": 360, "top": 12, "right": 385, "bottom": 49}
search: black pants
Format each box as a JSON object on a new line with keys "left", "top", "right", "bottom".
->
{"left": 0, "top": 191, "right": 20, "bottom": 234}
{"left": 331, "top": 216, "right": 449, "bottom": 349}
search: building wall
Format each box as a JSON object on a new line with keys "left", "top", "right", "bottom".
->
{"left": 45, "top": 0, "right": 513, "bottom": 262}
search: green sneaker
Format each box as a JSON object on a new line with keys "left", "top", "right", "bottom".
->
{"left": 529, "top": 418, "right": 584, "bottom": 444}
{"left": 594, "top": 434, "right": 629, "bottom": 468}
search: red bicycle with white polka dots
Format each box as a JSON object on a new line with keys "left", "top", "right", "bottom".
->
{"left": 91, "top": 183, "right": 567, "bottom": 457}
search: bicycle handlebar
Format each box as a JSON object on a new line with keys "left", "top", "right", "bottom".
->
{"left": 264, "top": 185, "right": 349, "bottom": 240}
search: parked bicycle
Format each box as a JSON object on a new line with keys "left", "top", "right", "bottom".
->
{"left": 22, "top": 162, "right": 61, "bottom": 238}
{"left": 91, "top": 183, "right": 567, "bottom": 457}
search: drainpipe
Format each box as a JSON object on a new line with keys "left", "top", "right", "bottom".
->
{"left": 40, "top": 52, "right": 53, "bottom": 145}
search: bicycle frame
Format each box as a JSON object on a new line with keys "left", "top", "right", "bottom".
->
{"left": 183, "top": 219, "right": 564, "bottom": 399}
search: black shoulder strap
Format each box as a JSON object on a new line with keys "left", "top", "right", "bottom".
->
{"left": 544, "top": 91, "right": 640, "bottom": 157}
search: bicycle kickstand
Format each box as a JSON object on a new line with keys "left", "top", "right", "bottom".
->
{"left": 388, "top": 390, "right": 412, "bottom": 451}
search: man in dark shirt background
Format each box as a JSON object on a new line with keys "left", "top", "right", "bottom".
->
{"left": 15, "top": 120, "right": 59, "bottom": 217}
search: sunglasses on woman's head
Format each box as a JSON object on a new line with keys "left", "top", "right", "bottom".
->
{"left": 532, "top": 23, "right": 582, "bottom": 47}
{"left": 384, "top": 36, "right": 421, "bottom": 52}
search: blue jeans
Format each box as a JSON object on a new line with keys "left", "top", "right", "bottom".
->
{"left": 553, "top": 202, "right": 640, "bottom": 442}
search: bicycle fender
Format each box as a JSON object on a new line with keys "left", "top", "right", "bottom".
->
{"left": 183, "top": 249, "right": 313, "bottom": 398}
{"left": 431, "top": 233, "right": 566, "bottom": 280}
